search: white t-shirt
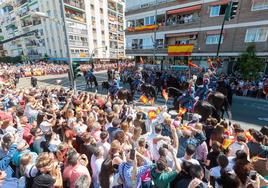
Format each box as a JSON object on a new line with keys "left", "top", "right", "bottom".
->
{"left": 40, "top": 121, "right": 52, "bottom": 133}
{"left": 229, "top": 142, "right": 247, "bottom": 157}
{"left": 90, "top": 155, "right": 104, "bottom": 183}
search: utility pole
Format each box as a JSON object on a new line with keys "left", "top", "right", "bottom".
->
{"left": 153, "top": 0, "right": 158, "bottom": 67}
{"left": 216, "top": 0, "right": 238, "bottom": 58}
{"left": 59, "top": 0, "right": 75, "bottom": 89}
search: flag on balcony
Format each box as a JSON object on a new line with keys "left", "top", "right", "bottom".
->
{"left": 127, "top": 24, "right": 158, "bottom": 32}
{"left": 188, "top": 59, "right": 199, "bottom": 69}
{"left": 168, "top": 44, "right": 194, "bottom": 56}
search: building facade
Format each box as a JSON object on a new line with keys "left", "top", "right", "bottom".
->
{"left": 125, "top": 0, "right": 268, "bottom": 71}
{"left": 0, "top": 0, "right": 125, "bottom": 61}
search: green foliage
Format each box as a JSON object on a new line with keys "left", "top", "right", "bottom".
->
{"left": 237, "top": 44, "right": 264, "bottom": 80}
{"left": 0, "top": 56, "right": 23, "bottom": 64}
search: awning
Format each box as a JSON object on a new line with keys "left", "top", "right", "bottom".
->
{"left": 167, "top": 5, "right": 202, "bottom": 15}
{"left": 206, "top": 30, "right": 226, "bottom": 35}
{"left": 209, "top": 0, "right": 230, "bottom": 6}
{"left": 166, "top": 32, "right": 198, "bottom": 38}
{"left": 168, "top": 44, "right": 194, "bottom": 56}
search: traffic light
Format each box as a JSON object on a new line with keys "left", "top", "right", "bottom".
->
{"left": 230, "top": 1, "right": 239, "bottom": 19}
{"left": 72, "top": 62, "right": 82, "bottom": 79}
{"left": 225, "top": 1, "right": 239, "bottom": 21}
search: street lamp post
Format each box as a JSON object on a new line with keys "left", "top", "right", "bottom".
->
{"left": 30, "top": 0, "right": 75, "bottom": 89}
{"left": 59, "top": 0, "right": 75, "bottom": 89}
{"left": 153, "top": 0, "right": 158, "bottom": 66}
{"left": 90, "top": 46, "right": 107, "bottom": 71}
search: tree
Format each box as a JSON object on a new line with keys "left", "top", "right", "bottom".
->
{"left": 237, "top": 44, "right": 264, "bottom": 80}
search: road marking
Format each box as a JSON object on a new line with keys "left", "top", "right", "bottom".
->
{"left": 257, "top": 118, "right": 268, "bottom": 122}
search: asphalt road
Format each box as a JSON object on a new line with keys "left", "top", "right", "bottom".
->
{"left": 17, "top": 72, "right": 268, "bottom": 130}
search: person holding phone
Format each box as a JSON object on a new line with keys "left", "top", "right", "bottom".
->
{"left": 118, "top": 148, "right": 152, "bottom": 188}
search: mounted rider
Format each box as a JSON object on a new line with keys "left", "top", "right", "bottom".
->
{"left": 133, "top": 67, "right": 143, "bottom": 89}
{"left": 195, "top": 74, "right": 210, "bottom": 101}
{"left": 108, "top": 71, "right": 121, "bottom": 96}
{"left": 178, "top": 79, "right": 196, "bottom": 111}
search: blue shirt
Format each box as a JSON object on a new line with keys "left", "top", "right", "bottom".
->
{"left": 118, "top": 160, "right": 151, "bottom": 188}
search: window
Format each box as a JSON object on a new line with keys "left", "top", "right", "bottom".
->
{"left": 144, "top": 16, "right": 155, "bottom": 25}
{"left": 245, "top": 27, "right": 268, "bottom": 42}
{"left": 206, "top": 34, "right": 223, "bottom": 44}
{"left": 252, "top": 0, "right": 268, "bottom": 11}
{"left": 210, "top": 4, "right": 228, "bottom": 17}
{"left": 143, "top": 38, "right": 152, "bottom": 49}
{"left": 100, "top": 8, "right": 103, "bottom": 13}
{"left": 90, "top": 4, "right": 94, "bottom": 9}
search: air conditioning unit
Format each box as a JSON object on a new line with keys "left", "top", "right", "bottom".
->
{"left": 140, "top": 3, "right": 149, "bottom": 8}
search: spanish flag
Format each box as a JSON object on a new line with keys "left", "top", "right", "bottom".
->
{"left": 148, "top": 110, "right": 157, "bottom": 120}
{"left": 140, "top": 95, "right": 148, "bottom": 104}
{"left": 128, "top": 24, "right": 158, "bottom": 32}
{"left": 162, "top": 89, "right": 168, "bottom": 101}
{"left": 245, "top": 131, "right": 253, "bottom": 141}
{"left": 222, "top": 138, "right": 235, "bottom": 149}
{"left": 178, "top": 107, "right": 187, "bottom": 117}
{"left": 168, "top": 44, "right": 194, "bottom": 56}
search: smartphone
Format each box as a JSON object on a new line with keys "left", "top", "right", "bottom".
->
{"left": 130, "top": 149, "right": 135, "bottom": 160}
{"left": 249, "top": 170, "right": 257, "bottom": 180}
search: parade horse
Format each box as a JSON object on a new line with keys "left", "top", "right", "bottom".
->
{"left": 108, "top": 83, "right": 133, "bottom": 103}
{"left": 216, "top": 80, "right": 233, "bottom": 106}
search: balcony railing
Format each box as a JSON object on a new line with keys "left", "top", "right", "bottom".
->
{"left": 64, "top": 0, "right": 85, "bottom": 10}
{"left": 32, "top": 20, "right": 41, "bottom": 26}
{"left": 69, "top": 40, "right": 88, "bottom": 46}
{"left": 68, "top": 27, "right": 87, "bottom": 35}
{"left": 66, "top": 13, "right": 86, "bottom": 23}
{"left": 17, "top": 0, "right": 28, "bottom": 7}
{"left": 165, "top": 16, "right": 200, "bottom": 27}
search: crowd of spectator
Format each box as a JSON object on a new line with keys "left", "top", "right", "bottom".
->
{"left": 0, "top": 68, "right": 267, "bottom": 188}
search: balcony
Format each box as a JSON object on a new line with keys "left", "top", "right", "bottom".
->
{"left": 33, "top": 19, "right": 41, "bottom": 26}
{"left": 71, "top": 52, "right": 89, "bottom": 58}
{"left": 21, "top": 20, "right": 33, "bottom": 28}
{"left": 17, "top": 0, "right": 28, "bottom": 7}
{"left": 69, "top": 40, "right": 88, "bottom": 47}
{"left": 126, "top": 43, "right": 197, "bottom": 56}
{"left": 68, "top": 27, "right": 87, "bottom": 35}
{"left": 108, "top": 0, "right": 116, "bottom": 11}
{"left": 65, "top": 8, "right": 86, "bottom": 23}
{"left": 64, "top": 0, "right": 85, "bottom": 11}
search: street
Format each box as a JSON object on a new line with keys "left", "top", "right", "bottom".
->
{"left": 17, "top": 72, "right": 268, "bottom": 129}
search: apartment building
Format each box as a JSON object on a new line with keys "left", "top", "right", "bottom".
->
{"left": 0, "top": 0, "right": 125, "bottom": 61}
{"left": 125, "top": 0, "right": 268, "bottom": 71}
